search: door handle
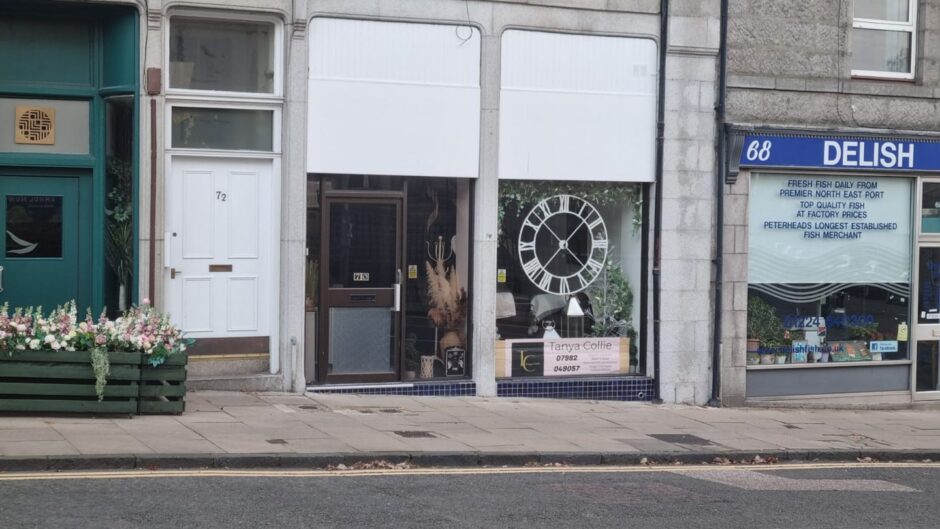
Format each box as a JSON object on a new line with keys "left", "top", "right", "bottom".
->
{"left": 170, "top": 268, "right": 180, "bottom": 279}
{"left": 391, "top": 269, "right": 401, "bottom": 312}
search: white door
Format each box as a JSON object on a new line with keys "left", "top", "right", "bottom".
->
{"left": 165, "top": 157, "right": 274, "bottom": 339}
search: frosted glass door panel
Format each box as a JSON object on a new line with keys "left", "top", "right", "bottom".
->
{"left": 329, "top": 307, "right": 395, "bottom": 374}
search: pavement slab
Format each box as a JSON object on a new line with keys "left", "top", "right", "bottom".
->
{"left": 2, "top": 391, "right": 940, "bottom": 470}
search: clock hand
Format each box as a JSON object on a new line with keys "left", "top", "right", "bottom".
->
{"left": 541, "top": 223, "right": 566, "bottom": 244}
{"left": 565, "top": 218, "right": 589, "bottom": 243}
{"left": 543, "top": 247, "right": 563, "bottom": 269}
{"left": 566, "top": 248, "right": 586, "bottom": 268}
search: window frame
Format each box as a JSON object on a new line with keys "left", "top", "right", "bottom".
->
{"left": 851, "top": 0, "right": 917, "bottom": 80}
{"left": 165, "top": 10, "right": 284, "bottom": 99}
{"left": 164, "top": 101, "right": 282, "bottom": 155}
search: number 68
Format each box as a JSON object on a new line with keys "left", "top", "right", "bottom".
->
{"left": 745, "top": 140, "right": 772, "bottom": 162}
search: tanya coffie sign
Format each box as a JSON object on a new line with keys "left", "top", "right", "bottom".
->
{"left": 738, "top": 134, "right": 940, "bottom": 172}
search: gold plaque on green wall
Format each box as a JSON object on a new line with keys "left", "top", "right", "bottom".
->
{"left": 14, "top": 106, "right": 56, "bottom": 145}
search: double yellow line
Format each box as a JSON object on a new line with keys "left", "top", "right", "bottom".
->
{"left": 0, "top": 461, "right": 937, "bottom": 481}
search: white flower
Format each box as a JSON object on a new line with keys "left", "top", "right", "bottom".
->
{"left": 50, "top": 341, "right": 61, "bottom": 350}
{"left": 15, "top": 344, "right": 25, "bottom": 350}
{"left": 44, "top": 335, "right": 56, "bottom": 344}
{"left": 15, "top": 324, "right": 26, "bottom": 332}
{"left": 28, "top": 339, "right": 40, "bottom": 350}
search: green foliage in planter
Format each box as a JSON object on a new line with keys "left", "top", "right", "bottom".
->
{"left": 747, "top": 295, "right": 786, "bottom": 346}
{"left": 90, "top": 348, "right": 110, "bottom": 400}
{"left": 497, "top": 180, "right": 643, "bottom": 233}
{"left": 588, "top": 259, "right": 634, "bottom": 338}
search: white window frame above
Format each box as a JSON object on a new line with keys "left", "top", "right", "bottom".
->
{"left": 851, "top": 0, "right": 917, "bottom": 80}
{"left": 165, "top": 10, "right": 284, "bottom": 100}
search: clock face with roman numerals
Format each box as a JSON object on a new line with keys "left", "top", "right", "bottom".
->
{"left": 517, "top": 194, "right": 608, "bottom": 295}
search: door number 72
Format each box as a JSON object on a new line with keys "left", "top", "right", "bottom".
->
{"left": 216, "top": 191, "right": 227, "bottom": 202}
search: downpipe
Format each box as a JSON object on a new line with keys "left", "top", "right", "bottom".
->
{"left": 708, "top": 0, "right": 729, "bottom": 407}
{"left": 652, "top": 0, "right": 669, "bottom": 403}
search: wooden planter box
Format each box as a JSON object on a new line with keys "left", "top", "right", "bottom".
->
{"left": 0, "top": 350, "right": 188, "bottom": 415}
{"left": 0, "top": 351, "right": 142, "bottom": 414}
{"left": 139, "top": 353, "right": 187, "bottom": 415}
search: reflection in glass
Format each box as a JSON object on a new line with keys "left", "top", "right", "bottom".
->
{"left": 919, "top": 247, "right": 940, "bottom": 323}
{"left": 329, "top": 203, "right": 397, "bottom": 288}
{"left": 922, "top": 183, "right": 940, "bottom": 233}
{"left": 170, "top": 18, "right": 274, "bottom": 93}
{"left": 329, "top": 307, "right": 394, "bottom": 374}
{"left": 917, "top": 341, "right": 940, "bottom": 391}
{"left": 855, "top": 0, "right": 909, "bottom": 21}
{"left": 852, "top": 28, "right": 911, "bottom": 73}
{"left": 105, "top": 96, "right": 134, "bottom": 314}
{"left": 748, "top": 285, "right": 910, "bottom": 364}
{"left": 171, "top": 108, "right": 273, "bottom": 151}
{"left": 495, "top": 181, "right": 643, "bottom": 372}
{"left": 6, "top": 195, "right": 63, "bottom": 258}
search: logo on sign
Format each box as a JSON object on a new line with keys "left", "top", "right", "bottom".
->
{"left": 353, "top": 272, "right": 369, "bottom": 282}
{"left": 869, "top": 340, "right": 899, "bottom": 353}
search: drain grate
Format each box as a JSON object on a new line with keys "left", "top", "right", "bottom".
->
{"left": 394, "top": 431, "right": 436, "bottom": 438}
{"left": 648, "top": 434, "right": 714, "bottom": 446}
{"left": 266, "top": 439, "right": 288, "bottom": 445}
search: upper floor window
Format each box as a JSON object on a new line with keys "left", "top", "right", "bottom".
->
{"left": 851, "top": 0, "right": 916, "bottom": 79}
{"left": 169, "top": 16, "right": 276, "bottom": 94}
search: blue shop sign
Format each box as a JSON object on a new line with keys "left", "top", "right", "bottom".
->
{"left": 738, "top": 134, "right": 940, "bottom": 172}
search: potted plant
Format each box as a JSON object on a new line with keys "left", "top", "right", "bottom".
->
{"left": 587, "top": 258, "right": 634, "bottom": 338}
{"left": 849, "top": 322, "right": 881, "bottom": 359}
{"left": 0, "top": 300, "right": 189, "bottom": 414}
{"left": 747, "top": 296, "right": 786, "bottom": 365}
{"left": 403, "top": 334, "right": 420, "bottom": 380}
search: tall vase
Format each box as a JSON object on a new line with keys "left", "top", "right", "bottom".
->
{"left": 118, "top": 283, "right": 127, "bottom": 312}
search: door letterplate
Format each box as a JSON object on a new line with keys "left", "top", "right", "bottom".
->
{"left": 209, "top": 264, "right": 233, "bottom": 272}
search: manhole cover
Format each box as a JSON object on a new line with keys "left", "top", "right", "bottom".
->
{"left": 267, "top": 439, "right": 288, "bottom": 444}
{"left": 649, "top": 434, "right": 714, "bottom": 446}
{"left": 394, "top": 431, "right": 436, "bottom": 438}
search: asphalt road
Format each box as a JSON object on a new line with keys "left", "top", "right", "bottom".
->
{"left": 1, "top": 464, "right": 938, "bottom": 528}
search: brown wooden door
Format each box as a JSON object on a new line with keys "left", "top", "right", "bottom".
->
{"left": 318, "top": 196, "right": 404, "bottom": 383}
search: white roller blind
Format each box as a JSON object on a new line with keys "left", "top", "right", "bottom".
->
{"left": 498, "top": 30, "right": 657, "bottom": 182}
{"left": 307, "top": 18, "right": 481, "bottom": 177}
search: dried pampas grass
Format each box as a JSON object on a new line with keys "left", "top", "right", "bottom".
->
{"left": 425, "top": 259, "right": 467, "bottom": 330}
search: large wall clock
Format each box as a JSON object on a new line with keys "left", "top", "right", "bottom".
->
{"left": 517, "top": 194, "right": 608, "bottom": 295}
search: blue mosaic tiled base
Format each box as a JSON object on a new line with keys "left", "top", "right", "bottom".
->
{"left": 497, "top": 377, "right": 655, "bottom": 401}
{"left": 308, "top": 376, "right": 655, "bottom": 401}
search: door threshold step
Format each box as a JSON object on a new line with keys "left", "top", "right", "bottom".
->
{"left": 307, "top": 382, "right": 416, "bottom": 392}
{"left": 188, "top": 373, "right": 282, "bottom": 392}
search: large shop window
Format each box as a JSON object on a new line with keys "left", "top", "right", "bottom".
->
{"left": 747, "top": 173, "right": 912, "bottom": 366}
{"left": 852, "top": 0, "right": 916, "bottom": 79}
{"left": 495, "top": 181, "right": 643, "bottom": 378}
